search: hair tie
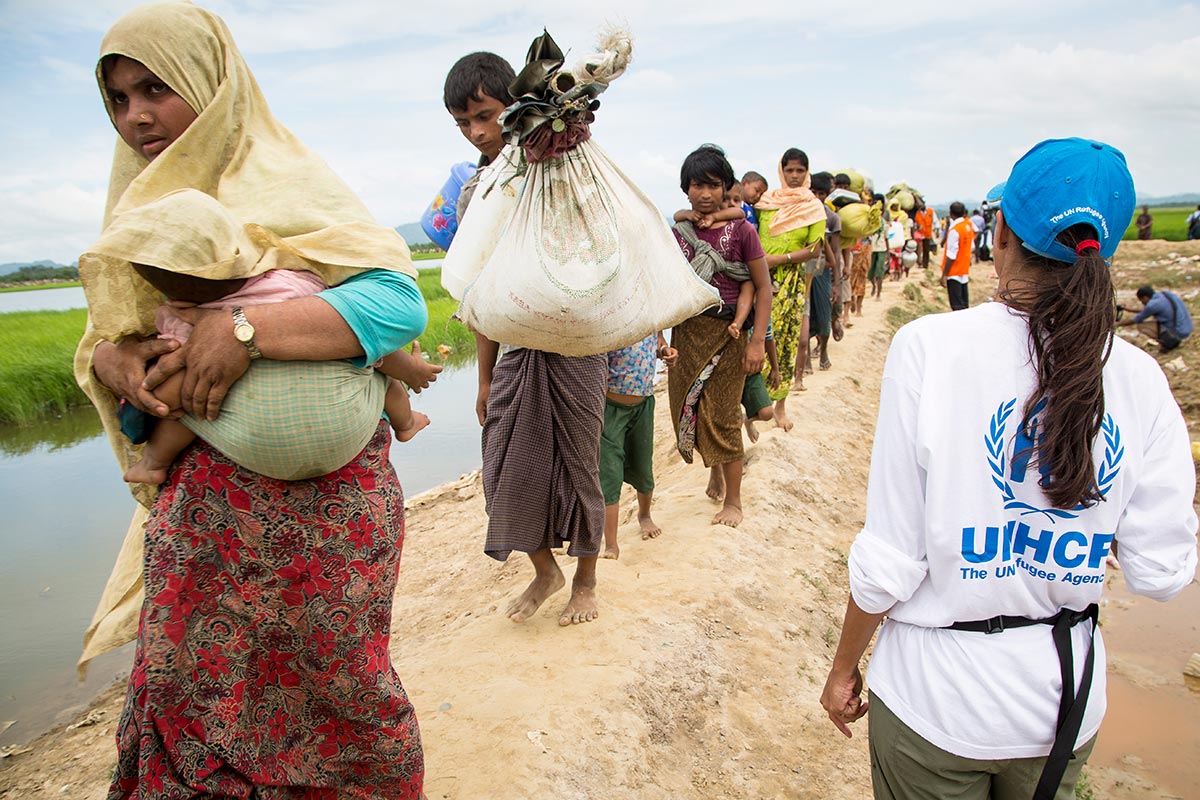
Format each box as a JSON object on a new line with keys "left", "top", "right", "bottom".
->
{"left": 1075, "top": 239, "right": 1100, "bottom": 255}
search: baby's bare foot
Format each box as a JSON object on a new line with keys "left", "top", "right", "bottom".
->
{"left": 123, "top": 458, "right": 169, "bottom": 485}
{"left": 395, "top": 411, "right": 430, "bottom": 443}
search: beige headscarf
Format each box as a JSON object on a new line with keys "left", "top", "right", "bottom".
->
{"left": 754, "top": 162, "right": 827, "bottom": 236}
{"left": 89, "top": 188, "right": 283, "bottom": 285}
{"left": 75, "top": 1, "right": 416, "bottom": 671}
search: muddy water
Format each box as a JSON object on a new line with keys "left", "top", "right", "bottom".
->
{"left": 0, "top": 285, "right": 85, "bottom": 313}
{"left": 1092, "top": 573, "right": 1200, "bottom": 796}
{"left": 0, "top": 407, "right": 139, "bottom": 746}
{"left": 0, "top": 363, "right": 481, "bottom": 746}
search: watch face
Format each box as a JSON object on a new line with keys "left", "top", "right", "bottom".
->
{"left": 234, "top": 323, "right": 254, "bottom": 344}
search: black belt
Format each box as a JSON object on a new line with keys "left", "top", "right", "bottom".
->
{"left": 945, "top": 603, "right": 1099, "bottom": 800}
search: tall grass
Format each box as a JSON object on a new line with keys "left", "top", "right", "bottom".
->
{"left": 0, "top": 309, "right": 88, "bottom": 424}
{"left": 0, "top": 281, "right": 82, "bottom": 294}
{"left": 415, "top": 268, "right": 476, "bottom": 362}
{"left": 0, "top": 268, "right": 474, "bottom": 425}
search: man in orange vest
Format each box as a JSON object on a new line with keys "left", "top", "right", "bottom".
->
{"left": 940, "top": 201, "right": 975, "bottom": 311}
{"left": 913, "top": 199, "right": 937, "bottom": 269}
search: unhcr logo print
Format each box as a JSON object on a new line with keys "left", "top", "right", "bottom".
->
{"left": 958, "top": 399, "right": 1123, "bottom": 586}
{"left": 985, "top": 398, "right": 1122, "bottom": 521}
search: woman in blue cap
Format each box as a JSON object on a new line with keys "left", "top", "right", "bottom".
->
{"left": 820, "top": 138, "right": 1197, "bottom": 799}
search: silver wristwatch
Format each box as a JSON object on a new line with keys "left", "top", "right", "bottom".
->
{"left": 231, "top": 306, "right": 262, "bottom": 360}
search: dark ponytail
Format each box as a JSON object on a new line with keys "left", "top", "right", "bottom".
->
{"left": 998, "top": 223, "right": 1115, "bottom": 509}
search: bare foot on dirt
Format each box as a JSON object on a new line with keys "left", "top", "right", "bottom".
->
{"left": 791, "top": 380, "right": 806, "bottom": 392}
{"left": 601, "top": 544, "right": 620, "bottom": 560}
{"left": 744, "top": 414, "right": 760, "bottom": 443}
{"left": 505, "top": 565, "right": 566, "bottom": 622}
{"left": 706, "top": 467, "right": 725, "bottom": 502}
{"left": 712, "top": 504, "right": 743, "bottom": 527}
{"left": 774, "top": 406, "right": 794, "bottom": 432}
{"left": 559, "top": 584, "right": 599, "bottom": 626}
{"left": 639, "top": 513, "right": 663, "bottom": 540}
{"left": 123, "top": 458, "right": 169, "bottom": 485}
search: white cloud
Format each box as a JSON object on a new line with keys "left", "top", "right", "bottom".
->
{"left": 1, "top": 0, "right": 1198, "bottom": 261}
{"left": 0, "top": 182, "right": 106, "bottom": 264}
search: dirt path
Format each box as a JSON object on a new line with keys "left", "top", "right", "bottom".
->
{"left": 2, "top": 253, "right": 1195, "bottom": 798}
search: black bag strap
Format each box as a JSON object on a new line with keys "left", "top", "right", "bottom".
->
{"left": 1164, "top": 291, "right": 1181, "bottom": 331}
{"left": 946, "top": 603, "right": 1099, "bottom": 800}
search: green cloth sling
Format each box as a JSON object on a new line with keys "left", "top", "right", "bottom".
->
{"left": 673, "top": 221, "right": 752, "bottom": 283}
{"left": 182, "top": 360, "right": 388, "bottom": 481}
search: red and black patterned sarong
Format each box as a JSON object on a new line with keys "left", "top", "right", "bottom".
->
{"left": 109, "top": 422, "right": 423, "bottom": 799}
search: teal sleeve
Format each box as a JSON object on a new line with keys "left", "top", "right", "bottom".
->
{"left": 317, "top": 270, "right": 427, "bottom": 366}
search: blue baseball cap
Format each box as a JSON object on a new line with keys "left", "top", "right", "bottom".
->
{"left": 990, "top": 137, "right": 1135, "bottom": 263}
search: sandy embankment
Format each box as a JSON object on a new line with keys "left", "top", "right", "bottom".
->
{"left": 0, "top": 261, "right": 1187, "bottom": 799}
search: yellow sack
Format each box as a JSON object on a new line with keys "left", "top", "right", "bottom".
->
{"left": 837, "top": 202, "right": 883, "bottom": 241}
{"left": 887, "top": 182, "right": 923, "bottom": 212}
{"left": 833, "top": 168, "right": 872, "bottom": 195}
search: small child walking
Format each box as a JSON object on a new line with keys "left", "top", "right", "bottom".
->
{"left": 601, "top": 333, "right": 677, "bottom": 559}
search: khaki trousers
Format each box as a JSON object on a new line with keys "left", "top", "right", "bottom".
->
{"left": 867, "top": 691, "right": 1095, "bottom": 800}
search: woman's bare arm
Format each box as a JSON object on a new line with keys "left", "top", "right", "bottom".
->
{"left": 143, "top": 297, "right": 371, "bottom": 421}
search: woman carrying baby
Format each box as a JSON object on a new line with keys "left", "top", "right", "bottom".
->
{"left": 77, "top": 4, "right": 427, "bottom": 797}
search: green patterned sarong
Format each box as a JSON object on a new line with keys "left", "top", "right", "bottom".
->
{"left": 758, "top": 210, "right": 825, "bottom": 400}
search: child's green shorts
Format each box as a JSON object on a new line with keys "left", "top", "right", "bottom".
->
{"left": 599, "top": 395, "right": 655, "bottom": 504}
{"left": 741, "top": 372, "right": 771, "bottom": 417}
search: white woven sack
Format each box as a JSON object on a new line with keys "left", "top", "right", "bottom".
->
{"left": 458, "top": 139, "right": 719, "bottom": 356}
{"left": 441, "top": 148, "right": 526, "bottom": 300}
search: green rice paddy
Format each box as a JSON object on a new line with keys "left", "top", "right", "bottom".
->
{"left": 0, "top": 268, "right": 473, "bottom": 425}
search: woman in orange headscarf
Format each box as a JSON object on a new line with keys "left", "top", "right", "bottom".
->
{"left": 754, "top": 147, "right": 826, "bottom": 426}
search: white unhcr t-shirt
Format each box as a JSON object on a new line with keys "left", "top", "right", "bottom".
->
{"left": 850, "top": 301, "right": 1197, "bottom": 760}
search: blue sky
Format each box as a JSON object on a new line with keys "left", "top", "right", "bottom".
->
{"left": 1, "top": 0, "right": 1198, "bottom": 264}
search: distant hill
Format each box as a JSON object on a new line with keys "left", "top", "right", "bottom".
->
{"left": 0, "top": 259, "right": 68, "bottom": 277}
{"left": 395, "top": 222, "right": 432, "bottom": 246}
{"left": 930, "top": 192, "right": 1200, "bottom": 216}
{"left": 1140, "top": 193, "right": 1200, "bottom": 207}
